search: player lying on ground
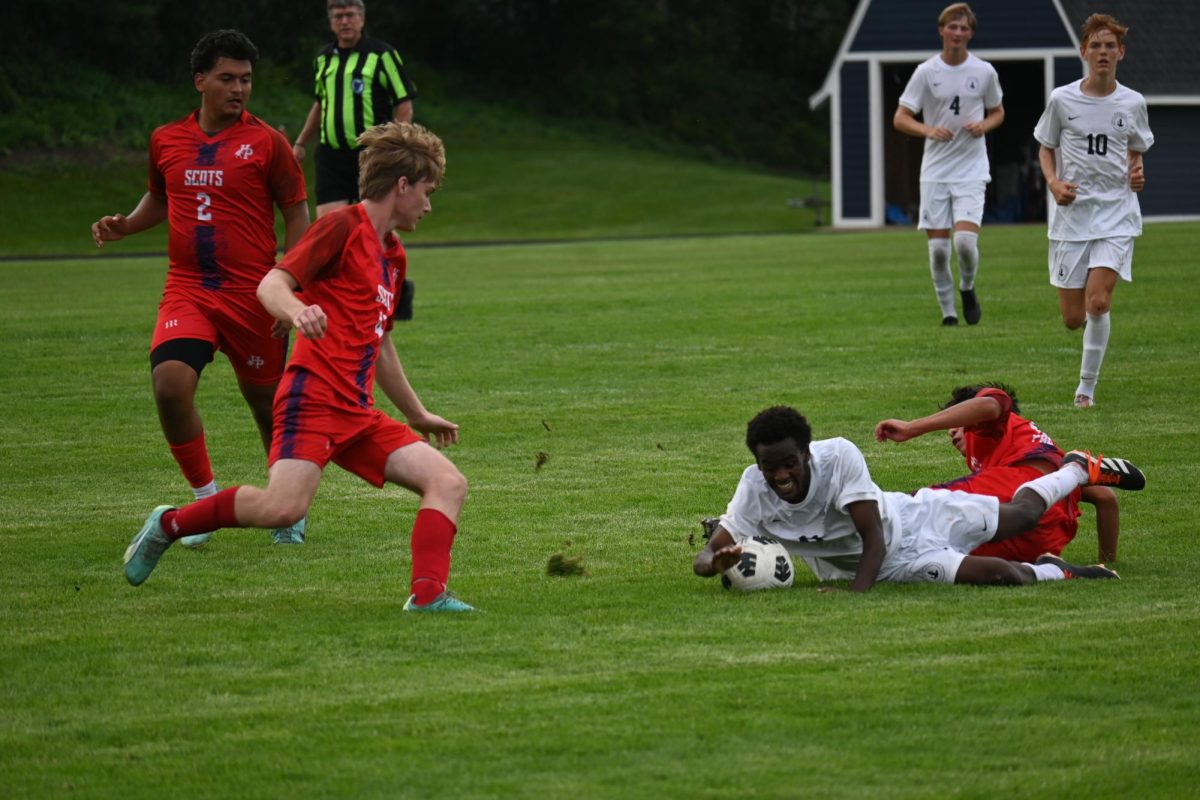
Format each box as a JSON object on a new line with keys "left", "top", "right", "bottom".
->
{"left": 874, "top": 382, "right": 1119, "bottom": 563}
{"left": 124, "top": 122, "right": 476, "bottom": 612}
{"left": 694, "top": 405, "right": 1144, "bottom": 592}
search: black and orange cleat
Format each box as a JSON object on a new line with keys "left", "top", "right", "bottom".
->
{"left": 1036, "top": 553, "right": 1120, "bottom": 580}
{"left": 1064, "top": 450, "right": 1146, "bottom": 491}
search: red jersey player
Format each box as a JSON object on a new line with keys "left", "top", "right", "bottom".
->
{"left": 874, "top": 383, "right": 1120, "bottom": 563}
{"left": 91, "top": 30, "right": 310, "bottom": 546}
{"left": 123, "top": 121, "right": 476, "bottom": 613}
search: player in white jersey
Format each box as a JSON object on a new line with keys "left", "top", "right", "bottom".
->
{"left": 1034, "top": 13, "right": 1152, "bottom": 409}
{"left": 894, "top": 3, "right": 1004, "bottom": 326}
{"left": 693, "top": 406, "right": 1145, "bottom": 592}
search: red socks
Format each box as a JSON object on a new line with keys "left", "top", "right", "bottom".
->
{"left": 161, "top": 487, "right": 241, "bottom": 540}
{"left": 410, "top": 508, "right": 458, "bottom": 605}
{"left": 168, "top": 433, "right": 214, "bottom": 488}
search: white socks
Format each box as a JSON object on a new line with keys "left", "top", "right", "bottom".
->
{"left": 193, "top": 480, "right": 219, "bottom": 500}
{"left": 1077, "top": 311, "right": 1111, "bottom": 400}
{"left": 928, "top": 238, "right": 956, "bottom": 318}
{"left": 1015, "top": 462, "right": 1088, "bottom": 509}
{"left": 953, "top": 231, "right": 979, "bottom": 290}
{"left": 1028, "top": 563, "right": 1066, "bottom": 581}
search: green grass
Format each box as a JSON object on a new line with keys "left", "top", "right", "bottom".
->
{"left": 2, "top": 220, "right": 1198, "bottom": 797}
{"left": 0, "top": 94, "right": 822, "bottom": 258}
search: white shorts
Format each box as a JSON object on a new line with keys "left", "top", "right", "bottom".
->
{"left": 918, "top": 181, "right": 986, "bottom": 230}
{"left": 879, "top": 488, "right": 1000, "bottom": 584}
{"left": 1049, "top": 238, "right": 1134, "bottom": 289}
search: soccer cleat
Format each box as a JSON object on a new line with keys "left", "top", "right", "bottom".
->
{"left": 271, "top": 515, "right": 306, "bottom": 545}
{"left": 1063, "top": 450, "right": 1146, "bottom": 491}
{"left": 179, "top": 532, "right": 212, "bottom": 549}
{"left": 124, "top": 505, "right": 175, "bottom": 586}
{"left": 1074, "top": 393, "right": 1095, "bottom": 409}
{"left": 961, "top": 289, "right": 982, "bottom": 325}
{"left": 1036, "top": 553, "right": 1120, "bottom": 580}
{"left": 941, "top": 315, "right": 959, "bottom": 326}
{"left": 403, "top": 591, "right": 477, "bottom": 613}
{"left": 700, "top": 517, "right": 720, "bottom": 542}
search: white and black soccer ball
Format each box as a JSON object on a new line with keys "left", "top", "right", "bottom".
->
{"left": 721, "top": 535, "right": 795, "bottom": 591}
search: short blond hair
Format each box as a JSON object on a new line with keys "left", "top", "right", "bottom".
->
{"left": 938, "top": 3, "right": 977, "bottom": 30}
{"left": 1081, "top": 13, "right": 1127, "bottom": 47}
{"left": 356, "top": 122, "right": 446, "bottom": 201}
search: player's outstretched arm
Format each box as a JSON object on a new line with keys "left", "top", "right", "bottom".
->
{"left": 1081, "top": 485, "right": 1120, "bottom": 564}
{"left": 875, "top": 396, "right": 1003, "bottom": 443}
{"left": 694, "top": 526, "right": 741, "bottom": 577}
{"left": 90, "top": 192, "right": 168, "bottom": 247}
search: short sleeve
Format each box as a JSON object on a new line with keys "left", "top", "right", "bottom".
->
{"left": 276, "top": 211, "right": 352, "bottom": 288}
{"left": 985, "top": 66, "right": 1003, "bottom": 108}
{"left": 146, "top": 131, "right": 166, "bottom": 199}
{"left": 378, "top": 48, "right": 416, "bottom": 106}
{"left": 898, "top": 64, "right": 926, "bottom": 113}
{"left": 718, "top": 469, "right": 763, "bottom": 540}
{"left": 1034, "top": 96, "right": 1061, "bottom": 148}
{"left": 1130, "top": 98, "right": 1154, "bottom": 152}
{"left": 265, "top": 126, "right": 308, "bottom": 209}
{"left": 830, "top": 439, "right": 879, "bottom": 512}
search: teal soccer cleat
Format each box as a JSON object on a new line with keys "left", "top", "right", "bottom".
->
{"left": 124, "top": 506, "right": 175, "bottom": 586}
{"left": 271, "top": 515, "right": 306, "bottom": 545}
{"left": 403, "top": 591, "right": 477, "bottom": 613}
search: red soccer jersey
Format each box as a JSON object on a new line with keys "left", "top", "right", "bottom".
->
{"left": 148, "top": 110, "right": 307, "bottom": 293}
{"left": 275, "top": 205, "right": 406, "bottom": 410}
{"left": 961, "top": 387, "right": 1065, "bottom": 471}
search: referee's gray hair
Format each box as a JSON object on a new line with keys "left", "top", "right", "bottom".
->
{"left": 328, "top": 0, "right": 364, "bottom": 14}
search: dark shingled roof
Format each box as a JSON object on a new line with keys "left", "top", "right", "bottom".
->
{"left": 1058, "top": 0, "right": 1200, "bottom": 96}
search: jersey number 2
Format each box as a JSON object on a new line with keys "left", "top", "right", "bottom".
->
{"left": 196, "top": 192, "right": 212, "bottom": 221}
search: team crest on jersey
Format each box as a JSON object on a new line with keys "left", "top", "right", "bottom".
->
{"left": 353, "top": 78, "right": 365, "bottom": 95}
{"left": 923, "top": 564, "right": 946, "bottom": 582}
{"left": 967, "top": 77, "right": 978, "bottom": 92}
{"left": 1111, "top": 112, "right": 1127, "bottom": 131}
{"left": 235, "top": 144, "right": 254, "bottom": 160}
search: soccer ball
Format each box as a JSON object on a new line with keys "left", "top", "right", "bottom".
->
{"left": 721, "top": 535, "right": 795, "bottom": 591}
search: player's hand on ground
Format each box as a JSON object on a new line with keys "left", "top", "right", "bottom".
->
{"left": 1049, "top": 178, "right": 1078, "bottom": 206}
{"left": 926, "top": 125, "right": 954, "bottom": 142}
{"left": 874, "top": 419, "right": 916, "bottom": 442}
{"left": 711, "top": 544, "right": 742, "bottom": 574}
{"left": 411, "top": 413, "right": 460, "bottom": 449}
{"left": 91, "top": 214, "right": 129, "bottom": 247}
{"left": 292, "top": 305, "right": 327, "bottom": 339}
{"left": 962, "top": 121, "right": 987, "bottom": 138}
{"left": 1129, "top": 164, "right": 1145, "bottom": 192}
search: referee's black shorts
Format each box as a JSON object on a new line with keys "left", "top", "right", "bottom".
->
{"left": 315, "top": 144, "right": 361, "bottom": 205}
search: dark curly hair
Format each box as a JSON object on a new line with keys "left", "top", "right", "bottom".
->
{"left": 942, "top": 382, "right": 1020, "bottom": 414}
{"left": 190, "top": 30, "right": 259, "bottom": 75}
{"left": 746, "top": 406, "right": 812, "bottom": 454}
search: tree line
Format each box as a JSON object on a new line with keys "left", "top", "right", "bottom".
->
{"left": 16, "top": 0, "right": 856, "bottom": 172}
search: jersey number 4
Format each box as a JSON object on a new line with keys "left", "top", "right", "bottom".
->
{"left": 949, "top": 96, "right": 961, "bottom": 115}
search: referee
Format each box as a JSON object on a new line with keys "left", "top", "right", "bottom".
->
{"left": 292, "top": 0, "right": 417, "bottom": 218}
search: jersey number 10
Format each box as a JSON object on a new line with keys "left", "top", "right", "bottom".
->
{"left": 1086, "top": 134, "right": 1109, "bottom": 156}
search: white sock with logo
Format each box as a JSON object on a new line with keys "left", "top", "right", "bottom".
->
{"left": 1027, "top": 563, "right": 1066, "bottom": 581}
{"left": 928, "top": 238, "right": 956, "bottom": 317}
{"left": 953, "top": 230, "right": 979, "bottom": 290}
{"left": 1077, "top": 311, "right": 1111, "bottom": 400}
{"left": 1015, "top": 465, "right": 1087, "bottom": 509}
{"left": 193, "top": 481, "right": 219, "bottom": 501}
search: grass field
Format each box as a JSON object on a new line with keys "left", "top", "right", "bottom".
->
{"left": 2, "top": 216, "right": 1198, "bottom": 797}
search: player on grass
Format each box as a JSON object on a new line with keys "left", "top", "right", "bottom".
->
{"left": 694, "top": 406, "right": 1144, "bottom": 592}
{"left": 874, "top": 382, "right": 1120, "bottom": 563}
{"left": 91, "top": 30, "right": 310, "bottom": 546}
{"left": 894, "top": 3, "right": 1004, "bottom": 326}
{"left": 124, "top": 121, "right": 476, "bottom": 613}
{"left": 1034, "top": 13, "right": 1152, "bottom": 409}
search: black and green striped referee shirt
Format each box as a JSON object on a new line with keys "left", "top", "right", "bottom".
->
{"left": 313, "top": 34, "right": 417, "bottom": 150}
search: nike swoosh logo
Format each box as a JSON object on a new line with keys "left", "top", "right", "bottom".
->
{"left": 1068, "top": 115, "right": 1080, "bottom": 120}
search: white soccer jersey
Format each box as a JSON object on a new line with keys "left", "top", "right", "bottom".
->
{"left": 719, "top": 438, "right": 905, "bottom": 577}
{"left": 899, "top": 53, "right": 1003, "bottom": 182}
{"left": 1034, "top": 80, "right": 1154, "bottom": 241}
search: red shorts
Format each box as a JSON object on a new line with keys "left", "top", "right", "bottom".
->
{"left": 151, "top": 284, "right": 286, "bottom": 385}
{"left": 268, "top": 369, "right": 422, "bottom": 487}
{"left": 934, "top": 465, "right": 1081, "bottom": 563}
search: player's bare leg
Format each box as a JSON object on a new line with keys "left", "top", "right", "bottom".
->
{"left": 236, "top": 376, "right": 308, "bottom": 544}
